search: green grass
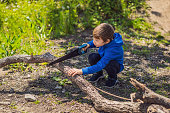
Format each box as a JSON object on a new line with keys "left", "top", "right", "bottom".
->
{"left": 131, "top": 49, "right": 150, "bottom": 56}
{"left": 0, "top": 0, "right": 50, "bottom": 58}
{"left": 55, "top": 99, "right": 62, "bottom": 104}
{"left": 166, "top": 67, "right": 170, "bottom": 70}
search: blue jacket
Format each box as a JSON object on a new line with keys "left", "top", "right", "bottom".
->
{"left": 82, "top": 33, "right": 124, "bottom": 75}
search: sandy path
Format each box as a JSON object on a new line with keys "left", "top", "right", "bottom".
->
{"left": 146, "top": 0, "right": 170, "bottom": 39}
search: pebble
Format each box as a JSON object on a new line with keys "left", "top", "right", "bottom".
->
{"left": 25, "top": 94, "right": 37, "bottom": 102}
{"left": 5, "top": 99, "right": 10, "bottom": 101}
{"left": 136, "top": 69, "right": 142, "bottom": 72}
{"left": 23, "top": 74, "right": 31, "bottom": 79}
{"left": 8, "top": 94, "right": 13, "bottom": 97}
{"left": 55, "top": 85, "right": 62, "bottom": 89}
{"left": 62, "top": 89, "right": 66, "bottom": 93}
{"left": 27, "top": 74, "right": 31, "bottom": 78}
{"left": 0, "top": 102, "right": 10, "bottom": 105}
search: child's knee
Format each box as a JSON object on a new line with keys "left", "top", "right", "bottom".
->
{"left": 88, "top": 53, "right": 100, "bottom": 60}
{"left": 88, "top": 53, "right": 101, "bottom": 64}
{"left": 105, "top": 60, "right": 120, "bottom": 72}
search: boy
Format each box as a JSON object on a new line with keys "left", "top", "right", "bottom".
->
{"left": 68, "top": 23, "right": 124, "bottom": 88}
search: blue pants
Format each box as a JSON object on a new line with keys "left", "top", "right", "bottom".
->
{"left": 88, "top": 53, "right": 120, "bottom": 80}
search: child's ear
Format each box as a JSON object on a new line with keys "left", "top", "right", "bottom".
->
{"left": 105, "top": 39, "right": 110, "bottom": 44}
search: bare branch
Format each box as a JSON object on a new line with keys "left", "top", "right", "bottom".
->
{"left": 130, "top": 78, "right": 170, "bottom": 108}
{"left": 0, "top": 52, "right": 55, "bottom": 68}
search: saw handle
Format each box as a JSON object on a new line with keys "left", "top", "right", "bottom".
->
{"left": 78, "top": 43, "right": 88, "bottom": 54}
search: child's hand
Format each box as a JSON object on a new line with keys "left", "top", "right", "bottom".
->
{"left": 82, "top": 43, "right": 90, "bottom": 52}
{"left": 67, "top": 68, "right": 83, "bottom": 77}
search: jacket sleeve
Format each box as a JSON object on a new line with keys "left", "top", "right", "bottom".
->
{"left": 82, "top": 48, "right": 121, "bottom": 75}
{"left": 82, "top": 55, "right": 110, "bottom": 75}
{"left": 87, "top": 40, "right": 96, "bottom": 48}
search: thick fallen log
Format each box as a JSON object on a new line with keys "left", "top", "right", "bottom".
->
{"left": 0, "top": 52, "right": 169, "bottom": 113}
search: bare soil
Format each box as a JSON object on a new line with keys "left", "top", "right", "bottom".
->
{"left": 146, "top": 0, "right": 170, "bottom": 40}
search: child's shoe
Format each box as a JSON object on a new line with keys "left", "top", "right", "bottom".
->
{"left": 88, "top": 74, "right": 104, "bottom": 82}
{"left": 105, "top": 77, "right": 118, "bottom": 88}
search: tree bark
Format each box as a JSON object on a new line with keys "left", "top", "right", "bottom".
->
{"left": 130, "top": 78, "right": 170, "bottom": 109}
{"left": 0, "top": 53, "right": 169, "bottom": 113}
{"left": 0, "top": 52, "right": 55, "bottom": 68}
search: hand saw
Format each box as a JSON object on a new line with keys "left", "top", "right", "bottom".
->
{"left": 48, "top": 44, "right": 87, "bottom": 66}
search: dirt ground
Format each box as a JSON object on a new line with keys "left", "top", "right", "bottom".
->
{"left": 146, "top": 0, "right": 170, "bottom": 40}
{"left": 0, "top": 1, "right": 170, "bottom": 113}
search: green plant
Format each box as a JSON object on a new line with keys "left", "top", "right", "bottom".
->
{"left": 131, "top": 17, "right": 152, "bottom": 31}
{"left": 52, "top": 77, "right": 72, "bottom": 86}
{"left": 59, "top": 78, "right": 72, "bottom": 86}
{"left": 166, "top": 67, "right": 170, "bottom": 70}
{"left": 65, "top": 92, "right": 70, "bottom": 97}
{"left": 34, "top": 100, "right": 40, "bottom": 104}
{"left": 131, "top": 87, "right": 137, "bottom": 92}
{"left": 52, "top": 76, "right": 62, "bottom": 82}
{"left": 0, "top": 34, "right": 21, "bottom": 58}
{"left": 56, "top": 99, "right": 62, "bottom": 104}
{"left": 9, "top": 103, "right": 17, "bottom": 109}
{"left": 0, "top": 0, "right": 50, "bottom": 59}
{"left": 48, "top": 0, "right": 78, "bottom": 37}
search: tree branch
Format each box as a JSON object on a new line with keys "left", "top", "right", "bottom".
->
{"left": 130, "top": 78, "right": 170, "bottom": 108}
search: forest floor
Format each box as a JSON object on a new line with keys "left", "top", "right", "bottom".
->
{"left": 0, "top": 0, "right": 170, "bottom": 113}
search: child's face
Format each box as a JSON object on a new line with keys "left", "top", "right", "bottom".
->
{"left": 93, "top": 37, "right": 110, "bottom": 47}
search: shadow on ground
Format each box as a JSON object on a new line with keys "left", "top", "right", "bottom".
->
{"left": 0, "top": 29, "right": 169, "bottom": 113}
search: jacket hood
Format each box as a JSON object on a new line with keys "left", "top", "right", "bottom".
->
{"left": 113, "top": 33, "right": 123, "bottom": 46}
{"left": 105, "top": 33, "right": 123, "bottom": 47}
